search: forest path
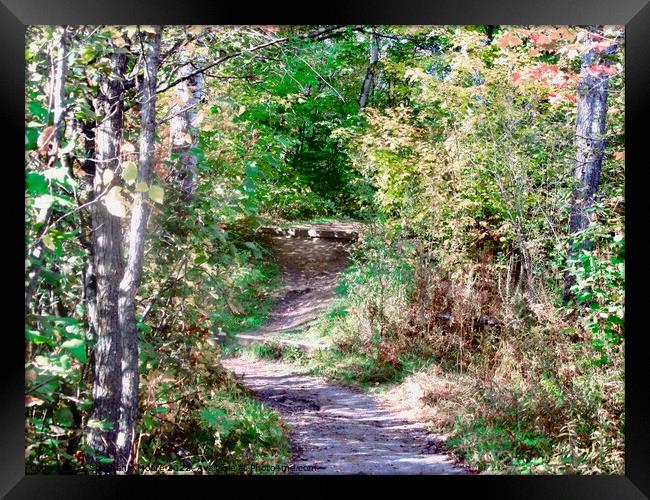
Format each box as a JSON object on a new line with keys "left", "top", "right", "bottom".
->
{"left": 222, "top": 355, "right": 466, "bottom": 474}
{"left": 221, "top": 223, "right": 467, "bottom": 474}
{"left": 220, "top": 222, "right": 360, "bottom": 349}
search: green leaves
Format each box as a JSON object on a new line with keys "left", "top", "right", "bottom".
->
{"left": 26, "top": 328, "right": 55, "bottom": 346}
{"left": 79, "top": 44, "right": 99, "bottom": 65}
{"left": 61, "top": 338, "right": 86, "bottom": 362}
{"left": 245, "top": 161, "right": 259, "bottom": 179}
{"left": 74, "top": 101, "right": 96, "bottom": 122}
{"left": 87, "top": 419, "right": 114, "bottom": 431}
{"left": 122, "top": 161, "right": 138, "bottom": 184}
{"left": 148, "top": 184, "right": 165, "bottom": 204}
{"left": 199, "top": 407, "right": 236, "bottom": 437}
{"left": 244, "top": 241, "right": 262, "bottom": 259}
{"left": 28, "top": 100, "right": 49, "bottom": 122}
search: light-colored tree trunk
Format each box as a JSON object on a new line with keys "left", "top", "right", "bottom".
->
{"left": 169, "top": 63, "right": 203, "bottom": 202}
{"left": 86, "top": 50, "right": 128, "bottom": 467}
{"left": 25, "top": 26, "right": 69, "bottom": 318}
{"left": 564, "top": 26, "right": 618, "bottom": 302}
{"left": 116, "top": 26, "right": 162, "bottom": 472}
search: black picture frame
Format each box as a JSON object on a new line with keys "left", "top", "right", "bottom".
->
{"left": 7, "top": 1, "right": 649, "bottom": 498}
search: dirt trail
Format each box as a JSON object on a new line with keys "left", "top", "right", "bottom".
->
{"left": 254, "top": 233, "right": 350, "bottom": 337}
{"left": 223, "top": 223, "right": 357, "bottom": 348}
{"left": 221, "top": 223, "right": 466, "bottom": 474}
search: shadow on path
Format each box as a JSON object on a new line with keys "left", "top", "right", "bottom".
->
{"left": 221, "top": 223, "right": 467, "bottom": 474}
{"left": 222, "top": 356, "right": 467, "bottom": 474}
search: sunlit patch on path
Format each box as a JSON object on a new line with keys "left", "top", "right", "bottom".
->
{"left": 221, "top": 223, "right": 466, "bottom": 474}
{"left": 222, "top": 356, "right": 467, "bottom": 474}
{"left": 219, "top": 223, "right": 359, "bottom": 349}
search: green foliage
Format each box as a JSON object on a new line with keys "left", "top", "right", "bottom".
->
{"left": 138, "top": 371, "right": 290, "bottom": 473}
{"left": 25, "top": 25, "right": 624, "bottom": 475}
{"left": 196, "top": 29, "right": 376, "bottom": 221}
{"left": 565, "top": 206, "right": 624, "bottom": 358}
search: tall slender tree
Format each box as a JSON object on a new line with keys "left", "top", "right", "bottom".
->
{"left": 85, "top": 26, "right": 164, "bottom": 472}
{"left": 358, "top": 31, "right": 380, "bottom": 109}
{"left": 564, "top": 26, "right": 620, "bottom": 302}
{"left": 25, "top": 26, "right": 69, "bottom": 317}
{"left": 86, "top": 47, "right": 128, "bottom": 466}
{"left": 116, "top": 26, "right": 162, "bottom": 472}
{"left": 169, "top": 62, "right": 203, "bottom": 202}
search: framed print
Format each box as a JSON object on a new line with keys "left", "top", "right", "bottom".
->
{"left": 7, "top": 0, "right": 649, "bottom": 497}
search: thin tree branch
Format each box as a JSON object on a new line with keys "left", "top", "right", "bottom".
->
{"left": 155, "top": 25, "right": 346, "bottom": 96}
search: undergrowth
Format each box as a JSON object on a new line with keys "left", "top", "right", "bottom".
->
{"left": 239, "top": 221, "right": 624, "bottom": 475}
{"left": 137, "top": 334, "right": 291, "bottom": 474}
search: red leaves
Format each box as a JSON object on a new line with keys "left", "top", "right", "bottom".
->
{"left": 584, "top": 64, "right": 618, "bottom": 77}
{"left": 589, "top": 41, "right": 615, "bottom": 54}
{"left": 497, "top": 33, "right": 522, "bottom": 49}
{"left": 497, "top": 27, "right": 619, "bottom": 62}
{"left": 534, "top": 64, "right": 570, "bottom": 87}
{"left": 377, "top": 341, "right": 401, "bottom": 369}
{"left": 259, "top": 25, "right": 279, "bottom": 35}
{"left": 37, "top": 126, "right": 57, "bottom": 155}
{"left": 527, "top": 27, "right": 576, "bottom": 50}
{"left": 153, "top": 161, "right": 167, "bottom": 179}
{"left": 529, "top": 31, "right": 556, "bottom": 50}
{"left": 511, "top": 64, "right": 577, "bottom": 89}
{"left": 548, "top": 92, "right": 576, "bottom": 105}
{"left": 507, "top": 26, "right": 620, "bottom": 107}
{"left": 25, "top": 396, "right": 45, "bottom": 408}
{"left": 510, "top": 63, "right": 581, "bottom": 106}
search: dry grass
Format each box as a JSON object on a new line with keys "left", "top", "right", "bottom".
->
{"left": 381, "top": 364, "right": 483, "bottom": 435}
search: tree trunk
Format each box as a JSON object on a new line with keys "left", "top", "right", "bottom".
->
{"left": 358, "top": 32, "right": 380, "bottom": 109}
{"left": 116, "top": 26, "right": 162, "bottom": 473}
{"left": 169, "top": 63, "right": 203, "bottom": 202}
{"left": 86, "top": 50, "right": 128, "bottom": 468}
{"left": 563, "top": 26, "right": 617, "bottom": 303}
{"left": 25, "top": 26, "right": 69, "bottom": 318}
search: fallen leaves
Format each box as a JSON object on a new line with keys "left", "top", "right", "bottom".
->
{"left": 227, "top": 299, "right": 245, "bottom": 316}
{"left": 37, "top": 126, "right": 57, "bottom": 155}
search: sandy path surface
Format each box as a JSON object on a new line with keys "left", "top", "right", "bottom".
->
{"left": 222, "top": 356, "right": 466, "bottom": 475}
{"left": 223, "top": 227, "right": 355, "bottom": 348}
{"left": 222, "top": 224, "right": 466, "bottom": 474}
{"left": 255, "top": 234, "right": 351, "bottom": 336}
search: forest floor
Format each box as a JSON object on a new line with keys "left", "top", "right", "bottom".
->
{"left": 221, "top": 224, "right": 467, "bottom": 474}
{"left": 220, "top": 223, "right": 358, "bottom": 349}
